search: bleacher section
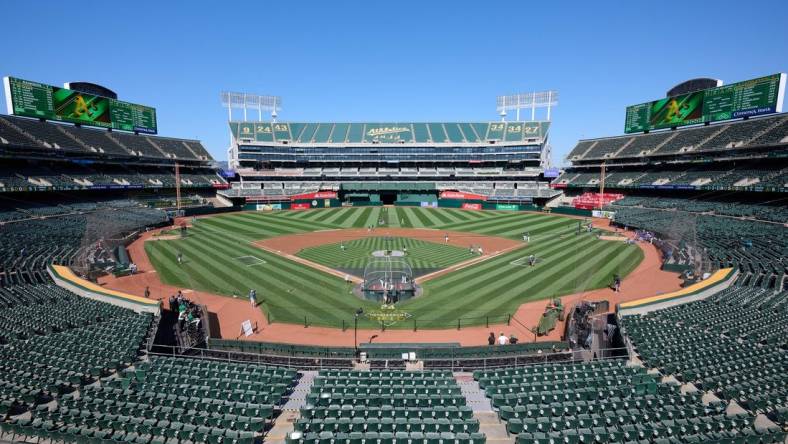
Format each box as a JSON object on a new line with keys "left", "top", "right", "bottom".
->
{"left": 0, "top": 159, "right": 223, "bottom": 193}
{"left": 567, "top": 114, "right": 788, "bottom": 162}
{"left": 0, "top": 115, "right": 209, "bottom": 161}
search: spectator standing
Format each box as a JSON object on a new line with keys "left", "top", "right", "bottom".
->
{"left": 487, "top": 332, "right": 495, "bottom": 345}
{"left": 498, "top": 332, "right": 509, "bottom": 345}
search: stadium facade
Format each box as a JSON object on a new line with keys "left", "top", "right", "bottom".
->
{"left": 223, "top": 120, "right": 559, "bottom": 206}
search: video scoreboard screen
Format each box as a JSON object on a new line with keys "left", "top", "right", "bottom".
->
{"left": 625, "top": 73, "right": 785, "bottom": 133}
{"left": 3, "top": 76, "right": 157, "bottom": 134}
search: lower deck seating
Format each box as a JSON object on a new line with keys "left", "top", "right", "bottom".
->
{"left": 621, "top": 287, "right": 788, "bottom": 430}
{"left": 293, "top": 370, "right": 485, "bottom": 444}
{"left": 0, "top": 284, "right": 297, "bottom": 444}
{"left": 475, "top": 358, "right": 785, "bottom": 443}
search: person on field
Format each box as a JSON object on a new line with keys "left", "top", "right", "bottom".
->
{"left": 144, "top": 286, "right": 150, "bottom": 299}
{"left": 249, "top": 289, "right": 257, "bottom": 307}
{"left": 498, "top": 332, "right": 509, "bottom": 345}
{"left": 444, "top": 233, "right": 449, "bottom": 243}
{"left": 529, "top": 255, "right": 536, "bottom": 267}
{"left": 177, "top": 252, "right": 183, "bottom": 265}
{"left": 487, "top": 332, "right": 495, "bottom": 346}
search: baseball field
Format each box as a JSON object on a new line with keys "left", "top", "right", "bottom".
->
{"left": 145, "top": 207, "right": 643, "bottom": 328}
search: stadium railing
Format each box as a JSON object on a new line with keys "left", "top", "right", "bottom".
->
{"left": 149, "top": 343, "right": 628, "bottom": 371}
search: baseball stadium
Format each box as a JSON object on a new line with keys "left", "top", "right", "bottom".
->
{"left": 1, "top": 12, "right": 788, "bottom": 444}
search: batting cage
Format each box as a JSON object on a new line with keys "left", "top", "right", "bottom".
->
{"left": 361, "top": 254, "right": 415, "bottom": 304}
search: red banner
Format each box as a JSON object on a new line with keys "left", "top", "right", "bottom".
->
{"left": 461, "top": 203, "right": 482, "bottom": 210}
{"left": 440, "top": 191, "right": 488, "bottom": 201}
{"left": 291, "top": 202, "right": 311, "bottom": 210}
{"left": 289, "top": 191, "right": 337, "bottom": 201}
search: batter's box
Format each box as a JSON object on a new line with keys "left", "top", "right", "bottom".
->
{"left": 233, "top": 255, "right": 267, "bottom": 267}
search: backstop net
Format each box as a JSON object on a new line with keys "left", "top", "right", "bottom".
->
{"left": 361, "top": 256, "right": 415, "bottom": 304}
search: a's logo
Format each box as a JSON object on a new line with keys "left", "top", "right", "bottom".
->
{"left": 365, "top": 307, "right": 412, "bottom": 326}
{"left": 366, "top": 126, "right": 410, "bottom": 137}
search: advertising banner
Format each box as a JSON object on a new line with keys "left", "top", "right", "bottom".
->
{"left": 440, "top": 191, "right": 488, "bottom": 201}
{"left": 291, "top": 202, "right": 311, "bottom": 210}
{"left": 461, "top": 203, "right": 482, "bottom": 210}
{"left": 495, "top": 204, "right": 519, "bottom": 211}
{"left": 289, "top": 191, "right": 337, "bottom": 201}
{"left": 420, "top": 201, "right": 438, "bottom": 208}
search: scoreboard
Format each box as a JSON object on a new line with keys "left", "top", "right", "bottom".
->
{"left": 625, "top": 73, "right": 785, "bottom": 134}
{"left": 3, "top": 76, "right": 157, "bottom": 134}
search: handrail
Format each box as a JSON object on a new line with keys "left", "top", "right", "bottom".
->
{"left": 148, "top": 343, "right": 630, "bottom": 371}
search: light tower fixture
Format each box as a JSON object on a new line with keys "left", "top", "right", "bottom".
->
{"left": 220, "top": 92, "right": 282, "bottom": 122}
{"left": 496, "top": 91, "right": 558, "bottom": 121}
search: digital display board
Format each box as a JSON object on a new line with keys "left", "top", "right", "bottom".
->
{"left": 3, "top": 76, "right": 157, "bottom": 134}
{"left": 625, "top": 73, "right": 785, "bottom": 133}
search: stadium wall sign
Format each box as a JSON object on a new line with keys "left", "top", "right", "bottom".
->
{"left": 290, "top": 191, "right": 337, "bottom": 200}
{"left": 440, "top": 191, "right": 488, "bottom": 201}
{"left": 462, "top": 203, "right": 482, "bottom": 210}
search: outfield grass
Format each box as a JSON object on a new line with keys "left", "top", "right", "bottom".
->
{"left": 296, "top": 236, "right": 475, "bottom": 275}
{"left": 145, "top": 207, "right": 643, "bottom": 328}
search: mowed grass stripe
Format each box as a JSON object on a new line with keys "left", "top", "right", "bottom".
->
{"left": 425, "top": 208, "right": 453, "bottom": 224}
{"left": 437, "top": 208, "right": 472, "bottom": 222}
{"left": 472, "top": 215, "right": 574, "bottom": 238}
{"left": 416, "top": 232, "right": 585, "bottom": 290}
{"left": 349, "top": 207, "right": 373, "bottom": 228}
{"left": 407, "top": 207, "right": 436, "bottom": 228}
{"left": 413, "top": 237, "right": 616, "bottom": 320}
{"left": 362, "top": 207, "right": 382, "bottom": 228}
{"left": 312, "top": 208, "right": 344, "bottom": 222}
{"left": 416, "top": 208, "right": 447, "bottom": 226}
{"left": 297, "top": 236, "right": 472, "bottom": 269}
{"left": 200, "top": 213, "right": 325, "bottom": 239}
{"left": 440, "top": 212, "right": 555, "bottom": 235}
{"left": 152, "top": 229, "right": 377, "bottom": 325}
{"left": 327, "top": 207, "right": 358, "bottom": 226}
{"left": 444, "top": 241, "right": 628, "bottom": 320}
{"left": 396, "top": 207, "right": 414, "bottom": 228}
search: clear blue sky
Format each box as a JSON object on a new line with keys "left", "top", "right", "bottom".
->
{"left": 1, "top": 0, "right": 786, "bottom": 165}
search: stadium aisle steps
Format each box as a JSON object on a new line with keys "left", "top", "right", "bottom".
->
{"left": 474, "top": 411, "right": 514, "bottom": 444}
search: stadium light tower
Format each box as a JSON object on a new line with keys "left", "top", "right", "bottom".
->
{"left": 220, "top": 92, "right": 282, "bottom": 122}
{"left": 496, "top": 91, "right": 558, "bottom": 121}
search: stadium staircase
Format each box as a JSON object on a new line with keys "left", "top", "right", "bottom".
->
{"left": 266, "top": 371, "right": 317, "bottom": 444}
{"left": 456, "top": 373, "right": 512, "bottom": 444}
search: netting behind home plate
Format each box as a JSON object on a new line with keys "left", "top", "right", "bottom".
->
{"left": 362, "top": 256, "right": 415, "bottom": 303}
